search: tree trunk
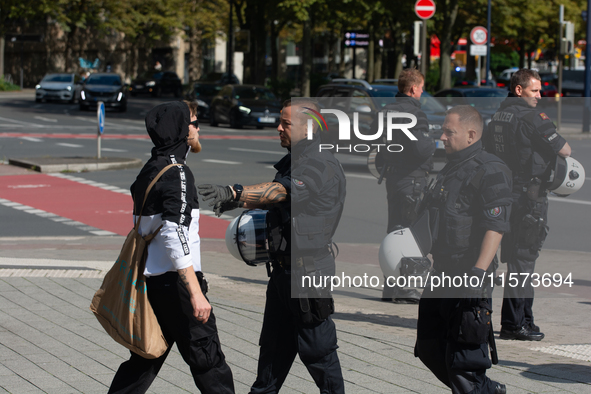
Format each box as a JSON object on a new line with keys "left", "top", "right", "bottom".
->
{"left": 367, "top": 22, "right": 375, "bottom": 82}
{"left": 374, "top": 46, "right": 382, "bottom": 80}
{"left": 466, "top": 45, "right": 477, "bottom": 81}
{"left": 438, "top": 0, "right": 459, "bottom": 90}
{"left": 527, "top": 49, "right": 532, "bottom": 69}
{"left": 518, "top": 33, "right": 526, "bottom": 69}
{"left": 243, "top": 0, "right": 267, "bottom": 84}
{"left": 270, "top": 21, "right": 279, "bottom": 82}
{"left": 392, "top": 24, "right": 404, "bottom": 78}
{"left": 302, "top": 18, "right": 312, "bottom": 97}
{"left": 64, "top": 25, "right": 78, "bottom": 72}
{"left": 188, "top": 26, "right": 203, "bottom": 82}
{"left": 328, "top": 33, "right": 337, "bottom": 73}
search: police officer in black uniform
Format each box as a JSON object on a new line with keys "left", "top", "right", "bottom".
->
{"left": 198, "top": 99, "right": 346, "bottom": 394}
{"left": 375, "top": 69, "right": 436, "bottom": 303}
{"left": 416, "top": 105, "right": 511, "bottom": 394}
{"left": 487, "top": 68, "right": 571, "bottom": 341}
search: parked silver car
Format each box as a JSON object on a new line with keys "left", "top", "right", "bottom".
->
{"left": 35, "top": 73, "right": 82, "bottom": 103}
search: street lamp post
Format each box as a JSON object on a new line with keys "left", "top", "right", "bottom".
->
{"left": 485, "top": 0, "right": 491, "bottom": 85}
{"left": 227, "top": 0, "right": 234, "bottom": 77}
{"left": 583, "top": 0, "right": 591, "bottom": 132}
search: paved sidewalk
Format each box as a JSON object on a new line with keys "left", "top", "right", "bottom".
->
{"left": 0, "top": 236, "right": 590, "bottom": 393}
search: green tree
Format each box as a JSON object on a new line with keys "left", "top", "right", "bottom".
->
{"left": 182, "top": 0, "right": 229, "bottom": 82}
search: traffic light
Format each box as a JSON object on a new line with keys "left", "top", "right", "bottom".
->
{"left": 560, "top": 21, "right": 575, "bottom": 55}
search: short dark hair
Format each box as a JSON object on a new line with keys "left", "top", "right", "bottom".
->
{"left": 398, "top": 69, "right": 424, "bottom": 95}
{"left": 510, "top": 69, "right": 541, "bottom": 94}
{"left": 283, "top": 98, "right": 319, "bottom": 112}
{"left": 183, "top": 100, "right": 198, "bottom": 118}
{"left": 446, "top": 105, "right": 483, "bottom": 136}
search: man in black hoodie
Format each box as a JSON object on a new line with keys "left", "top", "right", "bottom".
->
{"left": 378, "top": 69, "right": 436, "bottom": 303}
{"left": 108, "top": 101, "right": 235, "bottom": 394}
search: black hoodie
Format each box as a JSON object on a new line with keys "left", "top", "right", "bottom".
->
{"left": 130, "top": 102, "right": 202, "bottom": 276}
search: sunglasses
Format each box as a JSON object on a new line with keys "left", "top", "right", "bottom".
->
{"left": 189, "top": 119, "right": 199, "bottom": 128}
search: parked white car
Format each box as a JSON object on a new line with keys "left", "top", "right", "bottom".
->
{"left": 35, "top": 73, "right": 83, "bottom": 103}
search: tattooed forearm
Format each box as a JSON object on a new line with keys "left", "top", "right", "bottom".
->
{"left": 178, "top": 268, "right": 189, "bottom": 286}
{"left": 242, "top": 183, "right": 287, "bottom": 204}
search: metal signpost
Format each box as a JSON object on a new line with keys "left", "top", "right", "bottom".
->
{"left": 97, "top": 101, "right": 105, "bottom": 159}
{"left": 557, "top": 5, "right": 575, "bottom": 133}
{"left": 415, "top": 0, "right": 436, "bottom": 76}
{"left": 486, "top": 0, "right": 491, "bottom": 85}
{"left": 584, "top": 4, "right": 591, "bottom": 133}
{"left": 344, "top": 31, "right": 370, "bottom": 79}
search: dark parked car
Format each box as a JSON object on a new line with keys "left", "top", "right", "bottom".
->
{"left": 79, "top": 73, "right": 127, "bottom": 112}
{"left": 129, "top": 71, "right": 182, "bottom": 97}
{"left": 315, "top": 79, "right": 447, "bottom": 155}
{"left": 35, "top": 73, "right": 82, "bottom": 103}
{"left": 560, "top": 70, "right": 584, "bottom": 96}
{"left": 209, "top": 85, "right": 281, "bottom": 129}
{"left": 433, "top": 87, "right": 508, "bottom": 122}
{"left": 184, "top": 82, "right": 223, "bottom": 119}
{"left": 200, "top": 72, "right": 240, "bottom": 85}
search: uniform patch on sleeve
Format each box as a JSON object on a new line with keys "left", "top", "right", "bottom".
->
{"left": 539, "top": 113, "right": 550, "bottom": 121}
{"left": 293, "top": 178, "right": 305, "bottom": 187}
{"left": 487, "top": 207, "right": 502, "bottom": 218}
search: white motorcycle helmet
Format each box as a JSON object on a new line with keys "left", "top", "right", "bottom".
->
{"left": 548, "top": 156, "right": 586, "bottom": 197}
{"left": 379, "top": 211, "right": 433, "bottom": 278}
{"left": 225, "top": 209, "right": 283, "bottom": 266}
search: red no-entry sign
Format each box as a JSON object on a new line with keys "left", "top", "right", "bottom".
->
{"left": 415, "top": 0, "right": 436, "bottom": 20}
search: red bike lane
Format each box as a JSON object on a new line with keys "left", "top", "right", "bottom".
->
{"left": 0, "top": 173, "right": 228, "bottom": 239}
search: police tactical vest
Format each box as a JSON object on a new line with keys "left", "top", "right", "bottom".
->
{"left": 376, "top": 98, "right": 433, "bottom": 173}
{"left": 488, "top": 104, "right": 549, "bottom": 183}
{"left": 430, "top": 154, "right": 484, "bottom": 257}
{"left": 292, "top": 158, "right": 346, "bottom": 255}
{"left": 428, "top": 147, "right": 510, "bottom": 262}
{"left": 290, "top": 137, "right": 347, "bottom": 259}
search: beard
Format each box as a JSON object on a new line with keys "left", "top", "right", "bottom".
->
{"left": 188, "top": 139, "right": 202, "bottom": 153}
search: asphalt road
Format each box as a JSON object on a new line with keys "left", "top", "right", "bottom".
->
{"left": 1, "top": 91, "right": 591, "bottom": 253}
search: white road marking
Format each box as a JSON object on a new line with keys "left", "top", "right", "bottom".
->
{"left": 48, "top": 173, "right": 130, "bottom": 195}
{"left": 34, "top": 116, "right": 58, "bottom": 123}
{"left": 101, "top": 148, "right": 127, "bottom": 152}
{"left": 20, "top": 137, "right": 43, "bottom": 142}
{"left": 56, "top": 142, "right": 84, "bottom": 148}
{"left": 202, "top": 159, "right": 242, "bottom": 165}
{"left": 199, "top": 210, "right": 233, "bottom": 221}
{"left": 7, "top": 184, "right": 50, "bottom": 189}
{"left": 345, "top": 173, "right": 376, "bottom": 180}
{"left": 549, "top": 197, "right": 591, "bottom": 206}
{"left": 75, "top": 116, "right": 96, "bottom": 123}
{"left": 229, "top": 147, "right": 284, "bottom": 155}
{"left": 0, "top": 116, "right": 43, "bottom": 128}
{"left": 0, "top": 198, "right": 115, "bottom": 236}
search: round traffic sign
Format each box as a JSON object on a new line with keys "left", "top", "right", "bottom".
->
{"left": 415, "top": 0, "right": 436, "bottom": 20}
{"left": 470, "top": 26, "right": 488, "bottom": 45}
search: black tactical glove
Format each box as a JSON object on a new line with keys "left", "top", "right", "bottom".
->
{"left": 198, "top": 184, "right": 234, "bottom": 207}
{"left": 212, "top": 201, "right": 241, "bottom": 217}
{"left": 462, "top": 267, "right": 487, "bottom": 307}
